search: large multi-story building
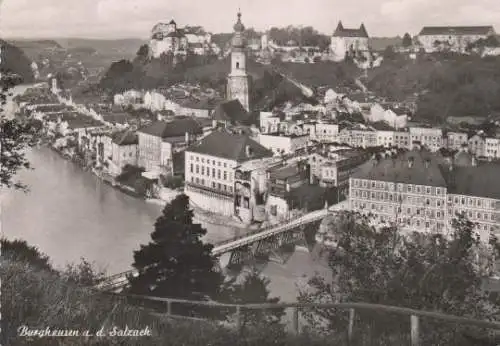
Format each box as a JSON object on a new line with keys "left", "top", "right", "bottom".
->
{"left": 417, "top": 26, "right": 496, "bottom": 53}
{"left": 137, "top": 119, "right": 202, "bottom": 173}
{"left": 330, "top": 21, "right": 369, "bottom": 62}
{"left": 226, "top": 12, "right": 251, "bottom": 112}
{"left": 338, "top": 126, "right": 377, "bottom": 148}
{"left": 409, "top": 127, "right": 443, "bottom": 152}
{"left": 349, "top": 149, "right": 500, "bottom": 242}
{"left": 150, "top": 20, "right": 188, "bottom": 58}
{"left": 184, "top": 131, "right": 273, "bottom": 216}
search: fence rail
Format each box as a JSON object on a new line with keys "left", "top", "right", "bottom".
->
{"left": 104, "top": 292, "right": 500, "bottom": 345}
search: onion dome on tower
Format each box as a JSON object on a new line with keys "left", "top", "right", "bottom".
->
{"left": 231, "top": 11, "right": 246, "bottom": 49}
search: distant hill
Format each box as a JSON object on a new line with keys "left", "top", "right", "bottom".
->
{"left": 6, "top": 39, "right": 62, "bottom": 61}
{"left": 1, "top": 40, "right": 35, "bottom": 83}
{"left": 57, "top": 38, "right": 147, "bottom": 60}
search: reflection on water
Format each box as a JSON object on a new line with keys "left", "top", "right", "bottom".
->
{"left": 2, "top": 147, "right": 327, "bottom": 301}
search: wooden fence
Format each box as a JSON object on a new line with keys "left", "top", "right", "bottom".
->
{"left": 108, "top": 292, "right": 500, "bottom": 346}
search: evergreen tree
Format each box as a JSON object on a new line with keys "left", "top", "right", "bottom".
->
{"left": 127, "top": 194, "right": 224, "bottom": 301}
{"left": 222, "top": 269, "right": 286, "bottom": 337}
{"left": 402, "top": 33, "right": 413, "bottom": 47}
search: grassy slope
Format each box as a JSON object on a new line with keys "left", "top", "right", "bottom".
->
{"left": 1, "top": 259, "right": 341, "bottom": 346}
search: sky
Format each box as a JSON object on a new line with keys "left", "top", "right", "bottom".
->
{"left": 1, "top": 0, "right": 500, "bottom": 39}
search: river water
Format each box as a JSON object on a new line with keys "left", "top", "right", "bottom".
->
{"left": 2, "top": 147, "right": 329, "bottom": 302}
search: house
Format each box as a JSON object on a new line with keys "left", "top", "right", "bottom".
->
{"left": 485, "top": 137, "right": 500, "bottom": 159}
{"left": 258, "top": 133, "right": 309, "bottom": 155}
{"left": 233, "top": 157, "right": 283, "bottom": 224}
{"left": 409, "top": 127, "right": 443, "bottom": 152}
{"left": 265, "top": 160, "right": 315, "bottom": 222}
{"left": 468, "top": 133, "right": 486, "bottom": 157}
{"left": 315, "top": 122, "right": 340, "bottom": 143}
{"left": 446, "top": 131, "right": 469, "bottom": 151}
{"left": 417, "top": 26, "right": 496, "bottom": 53}
{"left": 330, "top": 21, "right": 369, "bottom": 62}
{"left": 137, "top": 119, "right": 203, "bottom": 174}
{"left": 211, "top": 99, "right": 249, "bottom": 127}
{"left": 338, "top": 126, "right": 377, "bottom": 148}
{"left": 184, "top": 131, "right": 273, "bottom": 216}
{"left": 109, "top": 131, "right": 139, "bottom": 176}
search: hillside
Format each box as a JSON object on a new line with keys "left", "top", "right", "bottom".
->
{"left": 6, "top": 39, "right": 62, "bottom": 61}
{"left": 366, "top": 53, "right": 500, "bottom": 124}
{"left": 0, "top": 40, "right": 35, "bottom": 83}
{"left": 57, "top": 38, "right": 147, "bottom": 61}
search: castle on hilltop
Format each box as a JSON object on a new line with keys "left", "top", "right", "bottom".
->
{"left": 149, "top": 19, "right": 219, "bottom": 58}
{"left": 330, "top": 21, "right": 370, "bottom": 62}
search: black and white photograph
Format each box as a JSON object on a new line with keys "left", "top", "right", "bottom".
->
{"left": 2, "top": 0, "right": 500, "bottom": 344}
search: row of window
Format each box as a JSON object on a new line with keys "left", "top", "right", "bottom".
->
{"left": 189, "top": 155, "right": 229, "bottom": 168}
{"left": 190, "top": 164, "right": 231, "bottom": 181}
{"left": 353, "top": 189, "right": 445, "bottom": 206}
{"left": 352, "top": 200, "right": 444, "bottom": 219}
{"left": 190, "top": 177, "right": 233, "bottom": 193}
{"left": 352, "top": 180, "right": 444, "bottom": 195}
{"left": 447, "top": 196, "right": 496, "bottom": 209}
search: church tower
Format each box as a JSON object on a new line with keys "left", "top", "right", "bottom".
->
{"left": 227, "top": 11, "right": 250, "bottom": 112}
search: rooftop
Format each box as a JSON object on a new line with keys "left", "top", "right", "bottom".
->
{"left": 443, "top": 162, "right": 500, "bottom": 200}
{"left": 187, "top": 131, "right": 273, "bottom": 162}
{"left": 138, "top": 119, "right": 203, "bottom": 138}
{"left": 333, "top": 21, "right": 369, "bottom": 38}
{"left": 212, "top": 100, "right": 249, "bottom": 125}
{"left": 112, "top": 130, "right": 138, "bottom": 146}
{"left": 351, "top": 150, "right": 447, "bottom": 187}
{"left": 418, "top": 26, "right": 495, "bottom": 36}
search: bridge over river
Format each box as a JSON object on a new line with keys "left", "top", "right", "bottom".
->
{"left": 97, "top": 202, "right": 348, "bottom": 292}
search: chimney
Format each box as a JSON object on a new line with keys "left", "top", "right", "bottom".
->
{"left": 408, "top": 157, "right": 414, "bottom": 168}
{"left": 245, "top": 145, "right": 253, "bottom": 157}
{"left": 424, "top": 158, "right": 430, "bottom": 169}
{"left": 472, "top": 156, "right": 477, "bottom": 167}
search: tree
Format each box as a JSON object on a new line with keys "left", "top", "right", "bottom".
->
{"left": 402, "top": 33, "right": 412, "bottom": 47}
{"left": 127, "top": 194, "right": 224, "bottom": 301}
{"left": 1, "top": 71, "right": 39, "bottom": 191}
{"left": 299, "top": 211, "right": 500, "bottom": 344}
{"left": 221, "top": 269, "right": 286, "bottom": 337}
{"left": 382, "top": 45, "right": 397, "bottom": 61}
{"left": 1, "top": 238, "right": 53, "bottom": 272}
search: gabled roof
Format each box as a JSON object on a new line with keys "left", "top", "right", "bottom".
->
{"left": 186, "top": 131, "right": 273, "bottom": 162}
{"left": 212, "top": 100, "right": 249, "bottom": 125}
{"left": 418, "top": 26, "right": 495, "bottom": 36}
{"left": 112, "top": 130, "right": 138, "bottom": 146}
{"left": 351, "top": 149, "right": 447, "bottom": 187}
{"left": 333, "top": 21, "right": 369, "bottom": 38}
{"left": 138, "top": 119, "right": 202, "bottom": 138}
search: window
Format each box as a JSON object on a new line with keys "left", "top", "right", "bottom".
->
{"left": 217, "top": 170, "right": 221, "bottom": 179}
{"left": 223, "top": 171, "right": 227, "bottom": 180}
{"left": 201, "top": 166, "right": 205, "bottom": 175}
{"left": 201, "top": 179, "right": 205, "bottom": 185}
{"left": 191, "top": 177, "right": 194, "bottom": 183}
{"left": 212, "top": 168, "right": 215, "bottom": 177}
{"left": 195, "top": 165, "right": 199, "bottom": 174}
{"left": 408, "top": 185, "right": 412, "bottom": 193}
{"left": 201, "top": 158, "right": 204, "bottom": 163}
{"left": 224, "top": 163, "right": 227, "bottom": 168}
{"left": 196, "top": 157, "right": 199, "bottom": 162}
{"left": 426, "top": 187, "right": 431, "bottom": 194}
{"left": 229, "top": 186, "right": 233, "bottom": 193}
{"left": 212, "top": 182, "right": 216, "bottom": 188}
{"left": 436, "top": 188, "right": 441, "bottom": 195}
{"left": 371, "top": 182, "right": 376, "bottom": 188}
{"left": 195, "top": 177, "right": 199, "bottom": 184}
{"left": 217, "top": 183, "right": 221, "bottom": 190}
{"left": 190, "top": 164, "right": 193, "bottom": 173}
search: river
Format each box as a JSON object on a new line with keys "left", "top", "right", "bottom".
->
{"left": 2, "top": 146, "right": 329, "bottom": 303}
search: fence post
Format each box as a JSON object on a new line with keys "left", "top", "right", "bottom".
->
{"left": 166, "top": 300, "right": 172, "bottom": 316}
{"left": 347, "top": 308, "right": 355, "bottom": 345}
{"left": 410, "top": 315, "right": 420, "bottom": 346}
{"left": 292, "top": 307, "right": 299, "bottom": 335}
{"left": 235, "top": 305, "right": 242, "bottom": 333}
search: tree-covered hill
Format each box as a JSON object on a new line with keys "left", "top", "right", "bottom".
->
{"left": 366, "top": 53, "right": 500, "bottom": 124}
{"left": 1, "top": 40, "right": 35, "bottom": 83}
